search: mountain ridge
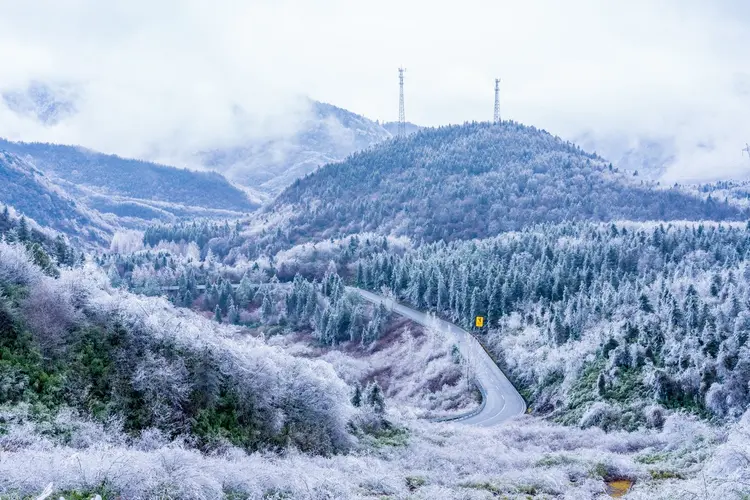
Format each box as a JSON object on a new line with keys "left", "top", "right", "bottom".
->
{"left": 0, "top": 151, "right": 112, "bottom": 244}
{"left": 269, "top": 121, "right": 744, "bottom": 244}
{"left": 0, "top": 138, "right": 258, "bottom": 213}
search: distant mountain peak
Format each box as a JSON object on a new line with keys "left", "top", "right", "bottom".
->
{"left": 1, "top": 80, "right": 79, "bottom": 126}
{"left": 197, "top": 100, "right": 393, "bottom": 195}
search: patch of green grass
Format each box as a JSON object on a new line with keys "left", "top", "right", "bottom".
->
{"left": 635, "top": 452, "right": 669, "bottom": 465}
{"left": 405, "top": 476, "right": 426, "bottom": 491}
{"left": 56, "top": 482, "right": 118, "bottom": 499}
{"left": 536, "top": 453, "right": 577, "bottom": 467}
{"left": 262, "top": 488, "right": 295, "bottom": 499}
{"left": 369, "top": 425, "right": 409, "bottom": 448}
{"left": 649, "top": 469, "right": 685, "bottom": 480}
{"left": 591, "top": 462, "right": 630, "bottom": 482}
{"left": 223, "top": 488, "right": 249, "bottom": 500}
{"left": 592, "top": 462, "right": 610, "bottom": 479}
{"left": 460, "top": 481, "right": 503, "bottom": 496}
{"left": 516, "top": 484, "right": 539, "bottom": 495}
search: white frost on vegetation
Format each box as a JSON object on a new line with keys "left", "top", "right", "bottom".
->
{"left": 0, "top": 408, "right": 747, "bottom": 499}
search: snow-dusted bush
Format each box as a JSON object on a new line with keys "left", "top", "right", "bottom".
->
{"left": 0, "top": 241, "right": 43, "bottom": 286}
{"left": 643, "top": 405, "right": 666, "bottom": 430}
{"left": 20, "top": 277, "right": 77, "bottom": 354}
{"left": 580, "top": 402, "right": 620, "bottom": 431}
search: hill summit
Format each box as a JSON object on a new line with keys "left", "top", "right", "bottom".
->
{"left": 272, "top": 121, "right": 744, "bottom": 243}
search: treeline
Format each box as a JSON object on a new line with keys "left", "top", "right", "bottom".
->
{"left": 102, "top": 246, "right": 392, "bottom": 347}
{"left": 143, "top": 220, "right": 240, "bottom": 250}
{"left": 353, "top": 221, "right": 750, "bottom": 422}
{"left": 100, "top": 247, "right": 266, "bottom": 298}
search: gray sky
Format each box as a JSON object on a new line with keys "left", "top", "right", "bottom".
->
{"left": 0, "top": 0, "right": 748, "bottom": 180}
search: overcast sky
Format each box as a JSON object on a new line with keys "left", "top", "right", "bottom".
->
{"left": 0, "top": 0, "right": 748, "bottom": 180}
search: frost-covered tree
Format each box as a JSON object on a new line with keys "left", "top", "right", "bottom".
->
{"left": 366, "top": 382, "right": 385, "bottom": 415}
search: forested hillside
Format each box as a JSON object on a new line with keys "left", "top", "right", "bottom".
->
{"left": 0, "top": 152, "right": 112, "bottom": 244}
{"left": 352, "top": 221, "right": 750, "bottom": 427}
{"left": 0, "top": 240, "right": 355, "bottom": 457}
{"left": 273, "top": 122, "right": 744, "bottom": 243}
{"left": 0, "top": 204, "right": 80, "bottom": 270}
{"left": 0, "top": 138, "right": 258, "bottom": 213}
{"left": 80, "top": 220, "right": 750, "bottom": 498}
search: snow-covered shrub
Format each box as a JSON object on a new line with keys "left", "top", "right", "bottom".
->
{"left": 580, "top": 402, "right": 620, "bottom": 431}
{"left": 0, "top": 241, "right": 42, "bottom": 286}
{"left": 20, "top": 277, "right": 77, "bottom": 354}
{"left": 643, "top": 405, "right": 666, "bottom": 430}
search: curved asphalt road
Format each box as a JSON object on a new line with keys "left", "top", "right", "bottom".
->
{"left": 349, "top": 287, "right": 526, "bottom": 426}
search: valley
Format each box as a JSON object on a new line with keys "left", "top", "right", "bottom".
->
{"left": 1, "top": 11, "right": 750, "bottom": 494}
{"left": 0, "top": 117, "right": 743, "bottom": 497}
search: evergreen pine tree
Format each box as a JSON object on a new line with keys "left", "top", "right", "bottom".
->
{"left": 183, "top": 289, "right": 193, "bottom": 307}
{"left": 261, "top": 293, "right": 273, "bottom": 323}
{"left": 228, "top": 298, "right": 241, "bottom": 324}
{"left": 366, "top": 382, "right": 385, "bottom": 414}
{"left": 351, "top": 384, "right": 363, "bottom": 407}
{"left": 356, "top": 262, "right": 364, "bottom": 287}
{"left": 17, "top": 216, "right": 29, "bottom": 242}
{"left": 107, "top": 265, "right": 121, "bottom": 287}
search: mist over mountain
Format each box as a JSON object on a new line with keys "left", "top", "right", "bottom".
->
{"left": 0, "top": 139, "right": 257, "bottom": 212}
{"left": 4, "top": 2, "right": 750, "bottom": 498}
{"left": 1, "top": 81, "right": 79, "bottom": 126}
{"left": 197, "top": 101, "right": 393, "bottom": 195}
{"left": 575, "top": 132, "right": 677, "bottom": 181}
{"left": 576, "top": 125, "right": 750, "bottom": 184}
{"left": 0, "top": 82, "right": 395, "bottom": 196}
{"left": 271, "top": 121, "right": 745, "bottom": 244}
{"left": 381, "top": 121, "right": 422, "bottom": 137}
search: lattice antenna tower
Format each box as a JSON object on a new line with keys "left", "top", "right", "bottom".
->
{"left": 493, "top": 78, "right": 501, "bottom": 124}
{"left": 398, "top": 67, "right": 406, "bottom": 137}
{"left": 744, "top": 143, "right": 750, "bottom": 160}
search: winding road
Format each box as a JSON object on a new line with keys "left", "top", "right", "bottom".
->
{"left": 162, "top": 282, "right": 525, "bottom": 425}
{"left": 349, "top": 287, "right": 526, "bottom": 427}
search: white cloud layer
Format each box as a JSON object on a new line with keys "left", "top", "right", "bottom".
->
{"left": 0, "top": 0, "right": 748, "bottom": 180}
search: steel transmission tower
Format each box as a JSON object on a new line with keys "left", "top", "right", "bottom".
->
{"left": 493, "top": 78, "right": 501, "bottom": 124}
{"left": 744, "top": 143, "right": 750, "bottom": 160}
{"left": 398, "top": 67, "right": 406, "bottom": 137}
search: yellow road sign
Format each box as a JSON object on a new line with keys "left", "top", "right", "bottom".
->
{"left": 475, "top": 316, "right": 484, "bottom": 328}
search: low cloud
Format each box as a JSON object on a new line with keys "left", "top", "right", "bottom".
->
{"left": 0, "top": 0, "right": 747, "bottom": 180}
